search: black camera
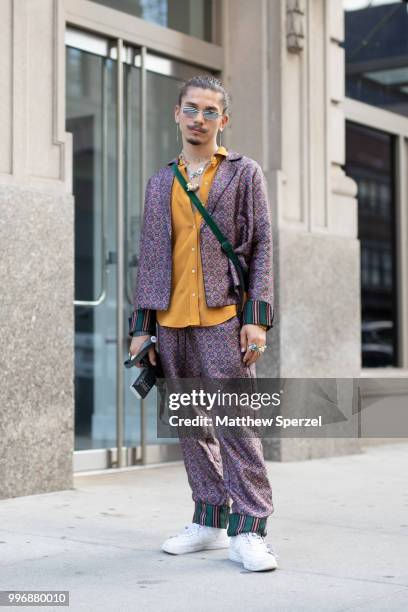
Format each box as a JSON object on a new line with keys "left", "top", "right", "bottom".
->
{"left": 129, "top": 366, "right": 158, "bottom": 399}
{"left": 124, "top": 336, "right": 164, "bottom": 399}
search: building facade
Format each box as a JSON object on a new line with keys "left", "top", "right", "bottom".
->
{"left": 1, "top": 0, "right": 407, "bottom": 499}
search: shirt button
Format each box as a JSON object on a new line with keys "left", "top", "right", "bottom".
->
{"left": 191, "top": 247, "right": 195, "bottom": 251}
{"left": 192, "top": 269, "right": 196, "bottom": 273}
{"left": 192, "top": 292, "right": 196, "bottom": 297}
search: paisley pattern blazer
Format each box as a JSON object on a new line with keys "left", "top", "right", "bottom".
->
{"left": 129, "top": 149, "right": 274, "bottom": 335}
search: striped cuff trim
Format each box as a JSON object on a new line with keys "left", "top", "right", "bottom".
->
{"left": 193, "top": 501, "right": 230, "bottom": 529}
{"left": 227, "top": 513, "right": 268, "bottom": 537}
{"left": 242, "top": 300, "right": 274, "bottom": 330}
{"left": 128, "top": 309, "right": 156, "bottom": 335}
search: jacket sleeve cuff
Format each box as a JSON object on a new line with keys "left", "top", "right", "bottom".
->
{"left": 242, "top": 300, "right": 274, "bottom": 331}
{"left": 128, "top": 308, "right": 156, "bottom": 337}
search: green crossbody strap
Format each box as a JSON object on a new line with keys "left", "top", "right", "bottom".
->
{"left": 172, "top": 163, "right": 249, "bottom": 292}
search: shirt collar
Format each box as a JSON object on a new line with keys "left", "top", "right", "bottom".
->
{"left": 211, "top": 145, "right": 228, "bottom": 164}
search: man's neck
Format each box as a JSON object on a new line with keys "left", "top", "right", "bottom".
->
{"left": 180, "top": 140, "right": 219, "bottom": 163}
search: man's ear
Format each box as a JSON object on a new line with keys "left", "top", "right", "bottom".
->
{"left": 221, "top": 114, "right": 229, "bottom": 129}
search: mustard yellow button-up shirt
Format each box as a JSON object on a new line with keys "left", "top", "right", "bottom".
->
{"left": 156, "top": 146, "right": 239, "bottom": 328}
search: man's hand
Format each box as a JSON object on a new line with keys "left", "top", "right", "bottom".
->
{"left": 129, "top": 334, "right": 157, "bottom": 368}
{"left": 240, "top": 324, "right": 267, "bottom": 366}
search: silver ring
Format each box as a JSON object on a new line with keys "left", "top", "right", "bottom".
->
{"left": 248, "top": 343, "right": 267, "bottom": 353}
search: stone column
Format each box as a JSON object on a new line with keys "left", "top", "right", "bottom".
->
{"left": 0, "top": 0, "right": 74, "bottom": 498}
{"left": 223, "top": 0, "right": 361, "bottom": 459}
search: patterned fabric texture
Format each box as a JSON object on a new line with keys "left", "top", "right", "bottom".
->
{"left": 129, "top": 150, "right": 274, "bottom": 335}
{"left": 156, "top": 315, "right": 274, "bottom": 537}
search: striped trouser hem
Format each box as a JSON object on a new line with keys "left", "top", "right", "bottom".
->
{"left": 227, "top": 513, "right": 268, "bottom": 537}
{"left": 192, "top": 501, "right": 230, "bottom": 529}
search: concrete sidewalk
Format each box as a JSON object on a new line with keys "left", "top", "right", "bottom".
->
{"left": 0, "top": 442, "right": 407, "bottom": 612}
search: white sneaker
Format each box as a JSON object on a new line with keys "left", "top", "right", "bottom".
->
{"left": 161, "top": 522, "right": 230, "bottom": 555}
{"left": 229, "top": 532, "right": 279, "bottom": 571}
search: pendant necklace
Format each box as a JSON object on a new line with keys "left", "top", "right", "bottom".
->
{"left": 179, "top": 149, "right": 217, "bottom": 192}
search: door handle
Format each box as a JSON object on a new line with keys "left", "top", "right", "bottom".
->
{"left": 106, "top": 250, "right": 117, "bottom": 265}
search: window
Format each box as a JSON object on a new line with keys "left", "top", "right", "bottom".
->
{"left": 343, "top": 0, "right": 408, "bottom": 118}
{"left": 89, "top": 0, "right": 213, "bottom": 43}
{"left": 345, "top": 122, "right": 398, "bottom": 367}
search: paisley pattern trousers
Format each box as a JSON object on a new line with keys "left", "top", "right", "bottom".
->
{"left": 156, "top": 315, "right": 274, "bottom": 537}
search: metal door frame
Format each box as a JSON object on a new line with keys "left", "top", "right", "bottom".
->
{"left": 65, "top": 23, "right": 218, "bottom": 472}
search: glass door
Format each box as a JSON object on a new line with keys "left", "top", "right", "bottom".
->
{"left": 66, "top": 34, "right": 118, "bottom": 457}
{"left": 65, "top": 27, "right": 208, "bottom": 469}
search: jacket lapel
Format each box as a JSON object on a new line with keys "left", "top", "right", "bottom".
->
{"left": 162, "top": 150, "right": 242, "bottom": 235}
{"left": 160, "top": 168, "right": 175, "bottom": 237}
{"left": 205, "top": 152, "right": 241, "bottom": 217}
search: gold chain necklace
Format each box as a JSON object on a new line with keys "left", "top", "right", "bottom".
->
{"left": 179, "top": 148, "right": 218, "bottom": 192}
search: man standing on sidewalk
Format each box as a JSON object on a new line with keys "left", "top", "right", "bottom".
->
{"left": 128, "top": 75, "right": 278, "bottom": 572}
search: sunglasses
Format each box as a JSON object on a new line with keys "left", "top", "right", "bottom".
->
{"left": 181, "top": 105, "right": 223, "bottom": 121}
